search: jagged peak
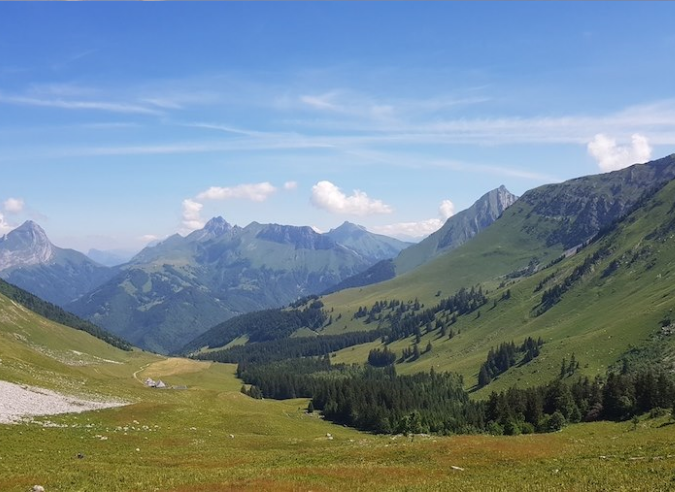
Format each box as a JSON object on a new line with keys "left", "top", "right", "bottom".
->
{"left": 203, "top": 216, "right": 232, "bottom": 235}
{"left": 15, "top": 220, "right": 47, "bottom": 234}
{"left": 5, "top": 220, "right": 51, "bottom": 244}
{"left": 0, "top": 221, "right": 54, "bottom": 270}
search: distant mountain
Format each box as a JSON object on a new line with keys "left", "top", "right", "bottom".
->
{"left": 68, "top": 217, "right": 406, "bottom": 354}
{"left": 87, "top": 248, "right": 137, "bottom": 267}
{"left": 0, "top": 221, "right": 114, "bottom": 305}
{"left": 324, "top": 186, "right": 517, "bottom": 294}
{"left": 324, "top": 221, "right": 411, "bottom": 263}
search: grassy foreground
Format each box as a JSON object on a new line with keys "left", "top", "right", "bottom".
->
{"left": 2, "top": 295, "right": 675, "bottom": 491}
{"left": 3, "top": 357, "right": 675, "bottom": 491}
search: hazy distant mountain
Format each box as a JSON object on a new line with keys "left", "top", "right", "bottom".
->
{"left": 87, "top": 248, "right": 137, "bottom": 267}
{"left": 0, "top": 221, "right": 114, "bottom": 305}
{"left": 68, "top": 217, "right": 406, "bottom": 354}
{"left": 324, "top": 221, "right": 411, "bottom": 263}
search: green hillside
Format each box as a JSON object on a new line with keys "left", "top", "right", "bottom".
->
{"left": 326, "top": 171, "right": 675, "bottom": 394}
{"left": 318, "top": 155, "right": 675, "bottom": 330}
{"left": 0, "top": 278, "right": 131, "bottom": 351}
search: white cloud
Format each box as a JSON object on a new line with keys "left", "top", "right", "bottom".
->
{"left": 196, "top": 182, "right": 277, "bottom": 202}
{"left": 181, "top": 198, "right": 204, "bottom": 232}
{"left": 587, "top": 133, "right": 653, "bottom": 172}
{"left": 284, "top": 181, "right": 298, "bottom": 191}
{"left": 0, "top": 212, "right": 13, "bottom": 235}
{"left": 310, "top": 181, "right": 393, "bottom": 216}
{"left": 439, "top": 199, "right": 455, "bottom": 220}
{"left": 372, "top": 199, "right": 455, "bottom": 240}
{"left": 139, "top": 234, "right": 160, "bottom": 243}
{"left": 3, "top": 197, "right": 24, "bottom": 214}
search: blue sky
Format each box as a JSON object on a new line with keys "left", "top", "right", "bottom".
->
{"left": 1, "top": 2, "right": 674, "bottom": 253}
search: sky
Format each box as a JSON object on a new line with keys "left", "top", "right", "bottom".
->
{"left": 1, "top": 2, "right": 675, "bottom": 254}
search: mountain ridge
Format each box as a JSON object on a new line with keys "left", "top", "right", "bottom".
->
{"left": 67, "top": 218, "right": 410, "bottom": 354}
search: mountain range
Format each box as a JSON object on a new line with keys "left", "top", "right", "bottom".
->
{"left": 63, "top": 218, "right": 410, "bottom": 354}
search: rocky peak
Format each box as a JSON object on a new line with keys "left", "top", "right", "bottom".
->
{"left": 203, "top": 216, "right": 232, "bottom": 236}
{"left": 327, "top": 221, "right": 368, "bottom": 240}
{"left": 187, "top": 216, "right": 233, "bottom": 242}
{"left": 0, "top": 221, "right": 54, "bottom": 271}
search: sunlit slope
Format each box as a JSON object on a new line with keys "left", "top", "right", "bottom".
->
{"left": 321, "top": 198, "right": 561, "bottom": 332}
{"left": 0, "top": 292, "right": 155, "bottom": 395}
{"left": 332, "top": 177, "right": 675, "bottom": 394}
{"left": 320, "top": 155, "right": 675, "bottom": 333}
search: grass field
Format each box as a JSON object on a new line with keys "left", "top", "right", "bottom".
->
{"left": 3, "top": 294, "right": 675, "bottom": 490}
{"left": 3, "top": 357, "right": 675, "bottom": 491}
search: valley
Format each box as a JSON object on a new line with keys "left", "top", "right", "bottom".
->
{"left": 2, "top": 308, "right": 675, "bottom": 492}
{"left": 3, "top": 156, "right": 675, "bottom": 489}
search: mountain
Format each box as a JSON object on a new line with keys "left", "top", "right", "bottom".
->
{"left": 395, "top": 185, "right": 518, "bottom": 274}
{"left": 0, "top": 221, "right": 114, "bottom": 306}
{"left": 192, "top": 154, "right": 675, "bottom": 392}
{"left": 87, "top": 248, "right": 137, "bottom": 267}
{"left": 324, "top": 221, "right": 411, "bottom": 263}
{"left": 319, "top": 155, "right": 675, "bottom": 314}
{"left": 67, "top": 217, "right": 405, "bottom": 354}
{"left": 323, "top": 186, "right": 517, "bottom": 294}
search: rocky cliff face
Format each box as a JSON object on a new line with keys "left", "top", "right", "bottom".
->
{"left": 0, "top": 221, "right": 54, "bottom": 271}
{"left": 520, "top": 154, "right": 675, "bottom": 249}
{"left": 395, "top": 186, "right": 518, "bottom": 275}
{"left": 0, "top": 221, "right": 114, "bottom": 306}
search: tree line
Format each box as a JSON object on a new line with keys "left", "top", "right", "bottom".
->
{"left": 194, "top": 330, "right": 383, "bottom": 364}
{"left": 237, "top": 356, "right": 675, "bottom": 436}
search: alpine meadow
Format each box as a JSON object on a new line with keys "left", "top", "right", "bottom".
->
{"left": 3, "top": 3, "right": 675, "bottom": 492}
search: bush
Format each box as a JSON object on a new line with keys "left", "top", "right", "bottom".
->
{"left": 519, "top": 422, "right": 535, "bottom": 435}
{"left": 649, "top": 407, "right": 668, "bottom": 419}
{"left": 487, "top": 421, "right": 504, "bottom": 436}
{"left": 504, "top": 421, "right": 521, "bottom": 436}
{"left": 546, "top": 411, "right": 567, "bottom": 432}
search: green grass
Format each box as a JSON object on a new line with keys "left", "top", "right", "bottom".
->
{"left": 3, "top": 292, "right": 675, "bottom": 490}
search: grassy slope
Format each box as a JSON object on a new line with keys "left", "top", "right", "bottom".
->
{"left": 321, "top": 199, "right": 557, "bottom": 333}
{"left": 330, "top": 179, "right": 675, "bottom": 396}
{"left": 2, "top": 293, "right": 675, "bottom": 490}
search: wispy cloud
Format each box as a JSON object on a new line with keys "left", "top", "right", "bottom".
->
{"left": 181, "top": 181, "right": 282, "bottom": 233}
{"left": 0, "top": 92, "right": 162, "bottom": 115}
{"left": 0, "top": 212, "right": 13, "bottom": 235}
